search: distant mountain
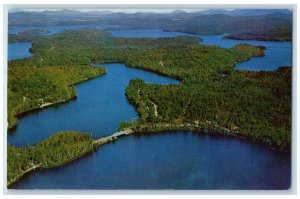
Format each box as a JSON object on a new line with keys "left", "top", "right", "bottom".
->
{"left": 8, "top": 8, "right": 293, "bottom": 41}
{"left": 196, "top": 9, "right": 232, "bottom": 15}
{"left": 87, "top": 10, "right": 114, "bottom": 15}
{"left": 194, "top": 9, "right": 292, "bottom": 16}
{"left": 170, "top": 10, "right": 189, "bottom": 14}
{"left": 229, "top": 9, "right": 292, "bottom": 16}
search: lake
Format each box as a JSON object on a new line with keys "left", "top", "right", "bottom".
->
{"left": 109, "top": 29, "right": 292, "bottom": 71}
{"left": 198, "top": 34, "right": 292, "bottom": 71}
{"left": 10, "top": 132, "right": 290, "bottom": 189}
{"left": 8, "top": 63, "right": 179, "bottom": 146}
{"left": 8, "top": 42, "right": 32, "bottom": 61}
{"left": 8, "top": 24, "right": 120, "bottom": 35}
{"left": 7, "top": 27, "right": 291, "bottom": 189}
{"left": 9, "top": 28, "right": 292, "bottom": 71}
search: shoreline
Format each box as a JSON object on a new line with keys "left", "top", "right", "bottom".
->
{"left": 94, "top": 61, "right": 183, "bottom": 83}
{"left": 125, "top": 122, "right": 290, "bottom": 152}
{"left": 7, "top": 163, "right": 42, "bottom": 187}
{"left": 7, "top": 123, "right": 289, "bottom": 187}
{"left": 7, "top": 129, "right": 133, "bottom": 188}
{"left": 7, "top": 50, "right": 289, "bottom": 187}
{"left": 8, "top": 70, "right": 106, "bottom": 132}
{"left": 223, "top": 34, "right": 291, "bottom": 42}
{"left": 163, "top": 29, "right": 291, "bottom": 42}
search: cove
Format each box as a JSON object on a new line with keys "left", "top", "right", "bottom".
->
{"left": 198, "top": 34, "right": 292, "bottom": 71}
{"left": 8, "top": 42, "right": 32, "bottom": 61}
{"left": 10, "top": 132, "right": 290, "bottom": 189}
{"left": 8, "top": 63, "right": 179, "bottom": 146}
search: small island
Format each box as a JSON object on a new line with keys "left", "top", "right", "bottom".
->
{"left": 223, "top": 28, "right": 292, "bottom": 42}
{"left": 18, "top": 29, "right": 51, "bottom": 35}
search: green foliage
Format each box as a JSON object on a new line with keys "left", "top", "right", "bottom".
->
{"left": 7, "top": 29, "right": 201, "bottom": 128}
{"left": 7, "top": 131, "right": 93, "bottom": 185}
{"left": 118, "top": 120, "right": 139, "bottom": 131}
{"left": 8, "top": 29, "right": 291, "bottom": 151}
{"left": 126, "top": 67, "right": 291, "bottom": 150}
{"left": 8, "top": 64, "right": 106, "bottom": 129}
{"left": 224, "top": 28, "right": 292, "bottom": 41}
{"left": 18, "top": 29, "right": 50, "bottom": 35}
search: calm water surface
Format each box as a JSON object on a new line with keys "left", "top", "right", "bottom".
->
{"left": 8, "top": 28, "right": 292, "bottom": 71}
{"left": 8, "top": 42, "right": 32, "bottom": 61}
{"left": 8, "top": 63, "right": 178, "bottom": 146}
{"left": 110, "top": 29, "right": 192, "bottom": 38}
{"left": 110, "top": 29, "right": 292, "bottom": 71}
{"left": 8, "top": 27, "right": 291, "bottom": 189}
{"left": 8, "top": 24, "right": 120, "bottom": 35}
{"left": 198, "top": 34, "right": 292, "bottom": 71}
{"left": 11, "top": 132, "right": 290, "bottom": 189}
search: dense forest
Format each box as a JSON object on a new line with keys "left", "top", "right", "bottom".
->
{"left": 8, "top": 64, "right": 105, "bottom": 129}
{"left": 125, "top": 67, "right": 291, "bottom": 150}
{"left": 18, "top": 29, "right": 51, "bottom": 35}
{"left": 7, "top": 29, "right": 291, "bottom": 187}
{"left": 7, "top": 131, "right": 94, "bottom": 186}
{"left": 224, "top": 28, "right": 292, "bottom": 41}
{"left": 8, "top": 29, "right": 291, "bottom": 151}
{"left": 7, "top": 30, "right": 201, "bottom": 129}
{"left": 8, "top": 29, "right": 261, "bottom": 129}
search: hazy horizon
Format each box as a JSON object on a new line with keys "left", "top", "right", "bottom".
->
{"left": 8, "top": 8, "right": 237, "bottom": 14}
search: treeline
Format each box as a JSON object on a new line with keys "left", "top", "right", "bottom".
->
{"left": 7, "top": 29, "right": 203, "bottom": 129}
{"left": 18, "top": 29, "right": 51, "bottom": 35}
{"left": 8, "top": 29, "right": 290, "bottom": 150}
{"left": 7, "top": 131, "right": 94, "bottom": 186}
{"left": 224, "top": 28, "right": 292, "bottom": 41}
{"left": 124, "top": 44, "right": 264, "bottom": 83}
{"left": 125, "top": 67, "right": 291, "bottom": 150}
{"left": 8, "top": 64, "right": 106, "bottom": 129}
{"left": 8, "top": 34, "right": 40, "bottom": 43}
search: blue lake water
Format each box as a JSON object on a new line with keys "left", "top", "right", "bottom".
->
{"left": 8, "top": 63, "right": 178, "bottom": 146}
{"left": 7, "top": 27, "right": 291, "bottom": 189}
{"left": 110, "top": 29, "right": 192, "bottom": 38}
{"left": 11, "top": 132, "right": 290, "bottom": 189}
{"left": 198, "top": 34, "right": 292, "bottom": 71}
{"left": 110, "top": 29, "right": 292, "bottom": 71}
{"left": 8, "top": 24, "right": 120, "bottom": 35}
{"left": 8, "top": 42, "right": 32, "bottom": 61}
{"left": 9, "top": 28, "right": 292, "bottom": 70}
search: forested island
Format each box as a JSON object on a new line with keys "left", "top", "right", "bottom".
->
{"left": 7, "top": 28, "right": 291, "bottom": 186}
{"left": 9, "top": 9, "right": 292, "bottom": 41}
{"left": 18, "top": 29, "right": 51, "bottom": 35}
{"left": 224, "top": 28, "right": 292, "bottom": 41}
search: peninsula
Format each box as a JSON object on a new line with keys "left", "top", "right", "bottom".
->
{"left": 7, "top": 29, "right": 291, "bottom": 187}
